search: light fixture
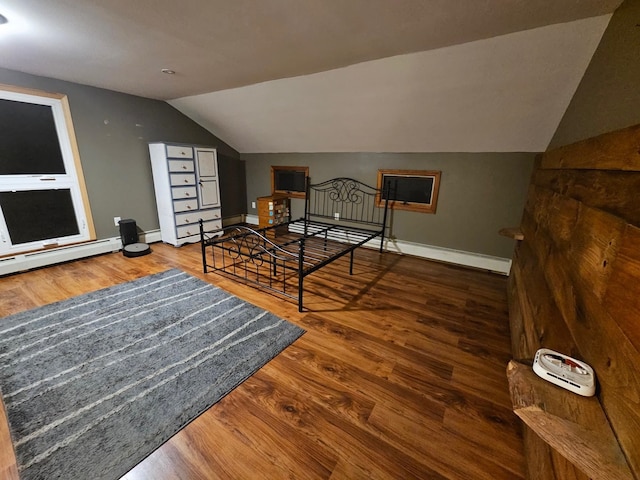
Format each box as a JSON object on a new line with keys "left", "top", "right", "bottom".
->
{"left": 0, "top": 13, "right": 8, "bottom": 25}
{"left": 161, "top": 68, "right": 175, "bottom": 75}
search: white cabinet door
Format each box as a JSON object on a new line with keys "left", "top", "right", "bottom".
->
{"left": 196, "top": 149, "right": 217, "bottom": 178}
{"left": 199, "top": 180, "right": 220, "bottom": 208}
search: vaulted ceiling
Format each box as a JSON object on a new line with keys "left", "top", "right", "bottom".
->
{"left": 0, "top": 0, "right": 623, "bottom": 152}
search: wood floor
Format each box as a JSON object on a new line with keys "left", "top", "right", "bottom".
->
{"left": 0, "top": 242, "right": 525, "bottom": 479}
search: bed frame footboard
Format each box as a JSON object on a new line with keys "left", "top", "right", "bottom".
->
{"left": 200, "top": 223, "right": 307, "bottom": 304}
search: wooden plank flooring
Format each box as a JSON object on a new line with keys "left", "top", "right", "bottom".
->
{"left": 0, "top": 242, "right": 524, "bottom": 479}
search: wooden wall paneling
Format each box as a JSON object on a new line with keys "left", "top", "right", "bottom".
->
{"left": 532, "top": 187, "right": 580, "bottom": 252}
{"left": 603, "top": 223, "right": 640, "bottom": 351}
{"left": 509, "top": 124, "right": 640, "bottom": 479}
{"left": 507, "top": 271, "right": 526, "bottom": 358}
{"left": 599, "top": 385, "right": 640, "bottom": 478}
{"left": 509, "top": 261, "right": 535, "bottom": 360}
{"left": 534, "top": 169, "right": 640, "bottom": 227}
{"left": 540, "top": 124, "right": 640, "bottom": 171}
{"left": 565, "top": 204, "right": 623, "bottom": 302}
{"left": 568, "top": 290, "right": 640, "bottom": 474}
{"left": 511, "top": 240, "right": 576, "bottom": 360}
{"left": 522, "top": 427, "right": 590, "bottom": 480}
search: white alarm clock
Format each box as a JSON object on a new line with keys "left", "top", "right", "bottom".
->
{"left": 533, "top": 348, "right": 596, "bottom": 397}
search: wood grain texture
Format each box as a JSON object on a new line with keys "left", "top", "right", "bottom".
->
{"left": 534, "top": 169, "right": 640, "bottom": 227}
{"left": 522, "top": 426, "right": 590, "bottom": 480}
{"left": 540, "top": 123, "right": 640, "bottom": 171}
{"left": 510, "top": 124, "right": 640, "bottom": 479}
{"left": 0, "top": 242, "right": 523, "bottom": 479}
{"left": 507, "top": 361, "right": 634, "bottom": 480}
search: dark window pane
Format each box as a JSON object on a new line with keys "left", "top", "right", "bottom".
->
{"left": 275, "top": 170, "right": 306, "bottom": 192}
{"left": 383, "top": 176, "right": 434, "bottom": 204}
{"left": 0, "top": 99, "right": 66, "bottom": 175}
{"left": 0, "top": 189, "right": 79, "bottom": 244}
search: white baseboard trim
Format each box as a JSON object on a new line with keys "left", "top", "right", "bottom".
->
{"left": 381, "top": 238, "right": 511, "bottom": 275}
{"left": 0, "top": 229, "right": 163, "bottom": 276}
{"left": 248, "top": 214, "right": 510, "bottom": 274}
{"left": 140, "top": 229, "right": 162, "bottom": 244}
{"left": 0, "top": 221, "right": 510, "bottom": 276}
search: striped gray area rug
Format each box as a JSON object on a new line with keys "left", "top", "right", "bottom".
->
{"left": 0, "top": 269, "right": 304, "bottom": 480}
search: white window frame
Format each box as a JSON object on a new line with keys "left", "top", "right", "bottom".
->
{"left": 0, "top": 84, "right": 95, "bottom": 256}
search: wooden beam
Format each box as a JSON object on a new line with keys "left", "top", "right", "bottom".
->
{"left": 507, "top": 360, "right": 634, "bottom": 480}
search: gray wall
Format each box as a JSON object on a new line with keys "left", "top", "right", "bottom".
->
{"left": 0, "top": 68, "right": 247, "bottom": 240}
{"left": 549, "top": 0, "right": 639, "bottom": 148}
{"left": 242, "top": 152, "right": 535, "bottom": 258}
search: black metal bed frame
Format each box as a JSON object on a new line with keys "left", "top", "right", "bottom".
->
{"left": 200, "top": 177, "right": 390, "bottom": 311}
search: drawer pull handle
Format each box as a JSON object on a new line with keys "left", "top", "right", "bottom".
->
{"left": 187, "top": 206, "right": 192, "bottom": 210}
{"left": 184, "top": 179, "right": 189, "bottom": 183}
{"left": 185, "top": 193, "right": 190, "bottom": 196}
{"left": 182, "top": 165, "right": 187, "bottom": 170}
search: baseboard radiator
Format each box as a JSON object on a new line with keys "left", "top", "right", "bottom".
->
{"left": 0, "top": 230, "right": 162, "bottom": 276}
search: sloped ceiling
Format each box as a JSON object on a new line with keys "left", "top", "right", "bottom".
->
{"left": 0, "top": 0, "right": 622, "bottom": 153}
{"left": 170, "top": 16, "right": 611, "bottom": 153}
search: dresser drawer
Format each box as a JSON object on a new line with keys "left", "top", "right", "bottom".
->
{"left": 173, "top": 199, "right": 198, "bottom": 213}
{"left": 171, "top": 186, "right": 197, "bottom": 200}
{"left": 166, "top": 145, "right": 193, "bottom": 159}
{"left": 176, "top": 220, "right": 222, "bottom": 239}
{"left": 203, "top": 219, "right": 222, "bottom": 233}
{"left": 170, "top": 173, "right": 196, "bottom": 186}
{"left": 174, "top": 209, "right": 221, "bottom": 226}
{"left": 168, "top": 160, "right": 194, "bottom": 172}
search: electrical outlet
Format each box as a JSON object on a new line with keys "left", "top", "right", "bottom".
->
{"left": 114, "top": 216, "right": 121, "bottom": 226}
{"left": 251, "top": 201, "right": 256, "bottom": 209}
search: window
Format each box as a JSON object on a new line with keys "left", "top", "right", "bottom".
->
{"left": 271, "top": 165, "right": 308, "bottom": 199}
{"left": 0, "top": 84, "right": 95, "bottom": 255}
{"left": 376, "top": 169, "right": 441, "bottom": 214}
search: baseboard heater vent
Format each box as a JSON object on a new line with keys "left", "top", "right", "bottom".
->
{"left": 0, "top": 230, "right": 161, "bottom": 276}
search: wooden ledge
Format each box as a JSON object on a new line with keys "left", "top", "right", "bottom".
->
{"left": 507, "top": 360, "right": 633, "bottom": 480}
{"left": 499, "top": 227, "right": 524, "bottom": 240}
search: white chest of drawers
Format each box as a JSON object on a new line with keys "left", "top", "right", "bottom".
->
{"left": 149, "top": 143, "right": 222, "bottom": 246}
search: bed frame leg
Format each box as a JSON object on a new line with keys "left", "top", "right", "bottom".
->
{"left": 298, "top": 239, "right": 305, "bottom": 312}
{"left": 200, "top": 219, "right": 208, "bottom": 273}
{"left": 349, "top": 250, "right": 354, "bottom": 275}
{"left": 298, "top": 280, "right": 304, "bottom": 312}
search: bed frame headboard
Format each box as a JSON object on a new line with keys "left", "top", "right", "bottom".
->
{"left": 304, "top": 177, "right": 389, "bottom": 229}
